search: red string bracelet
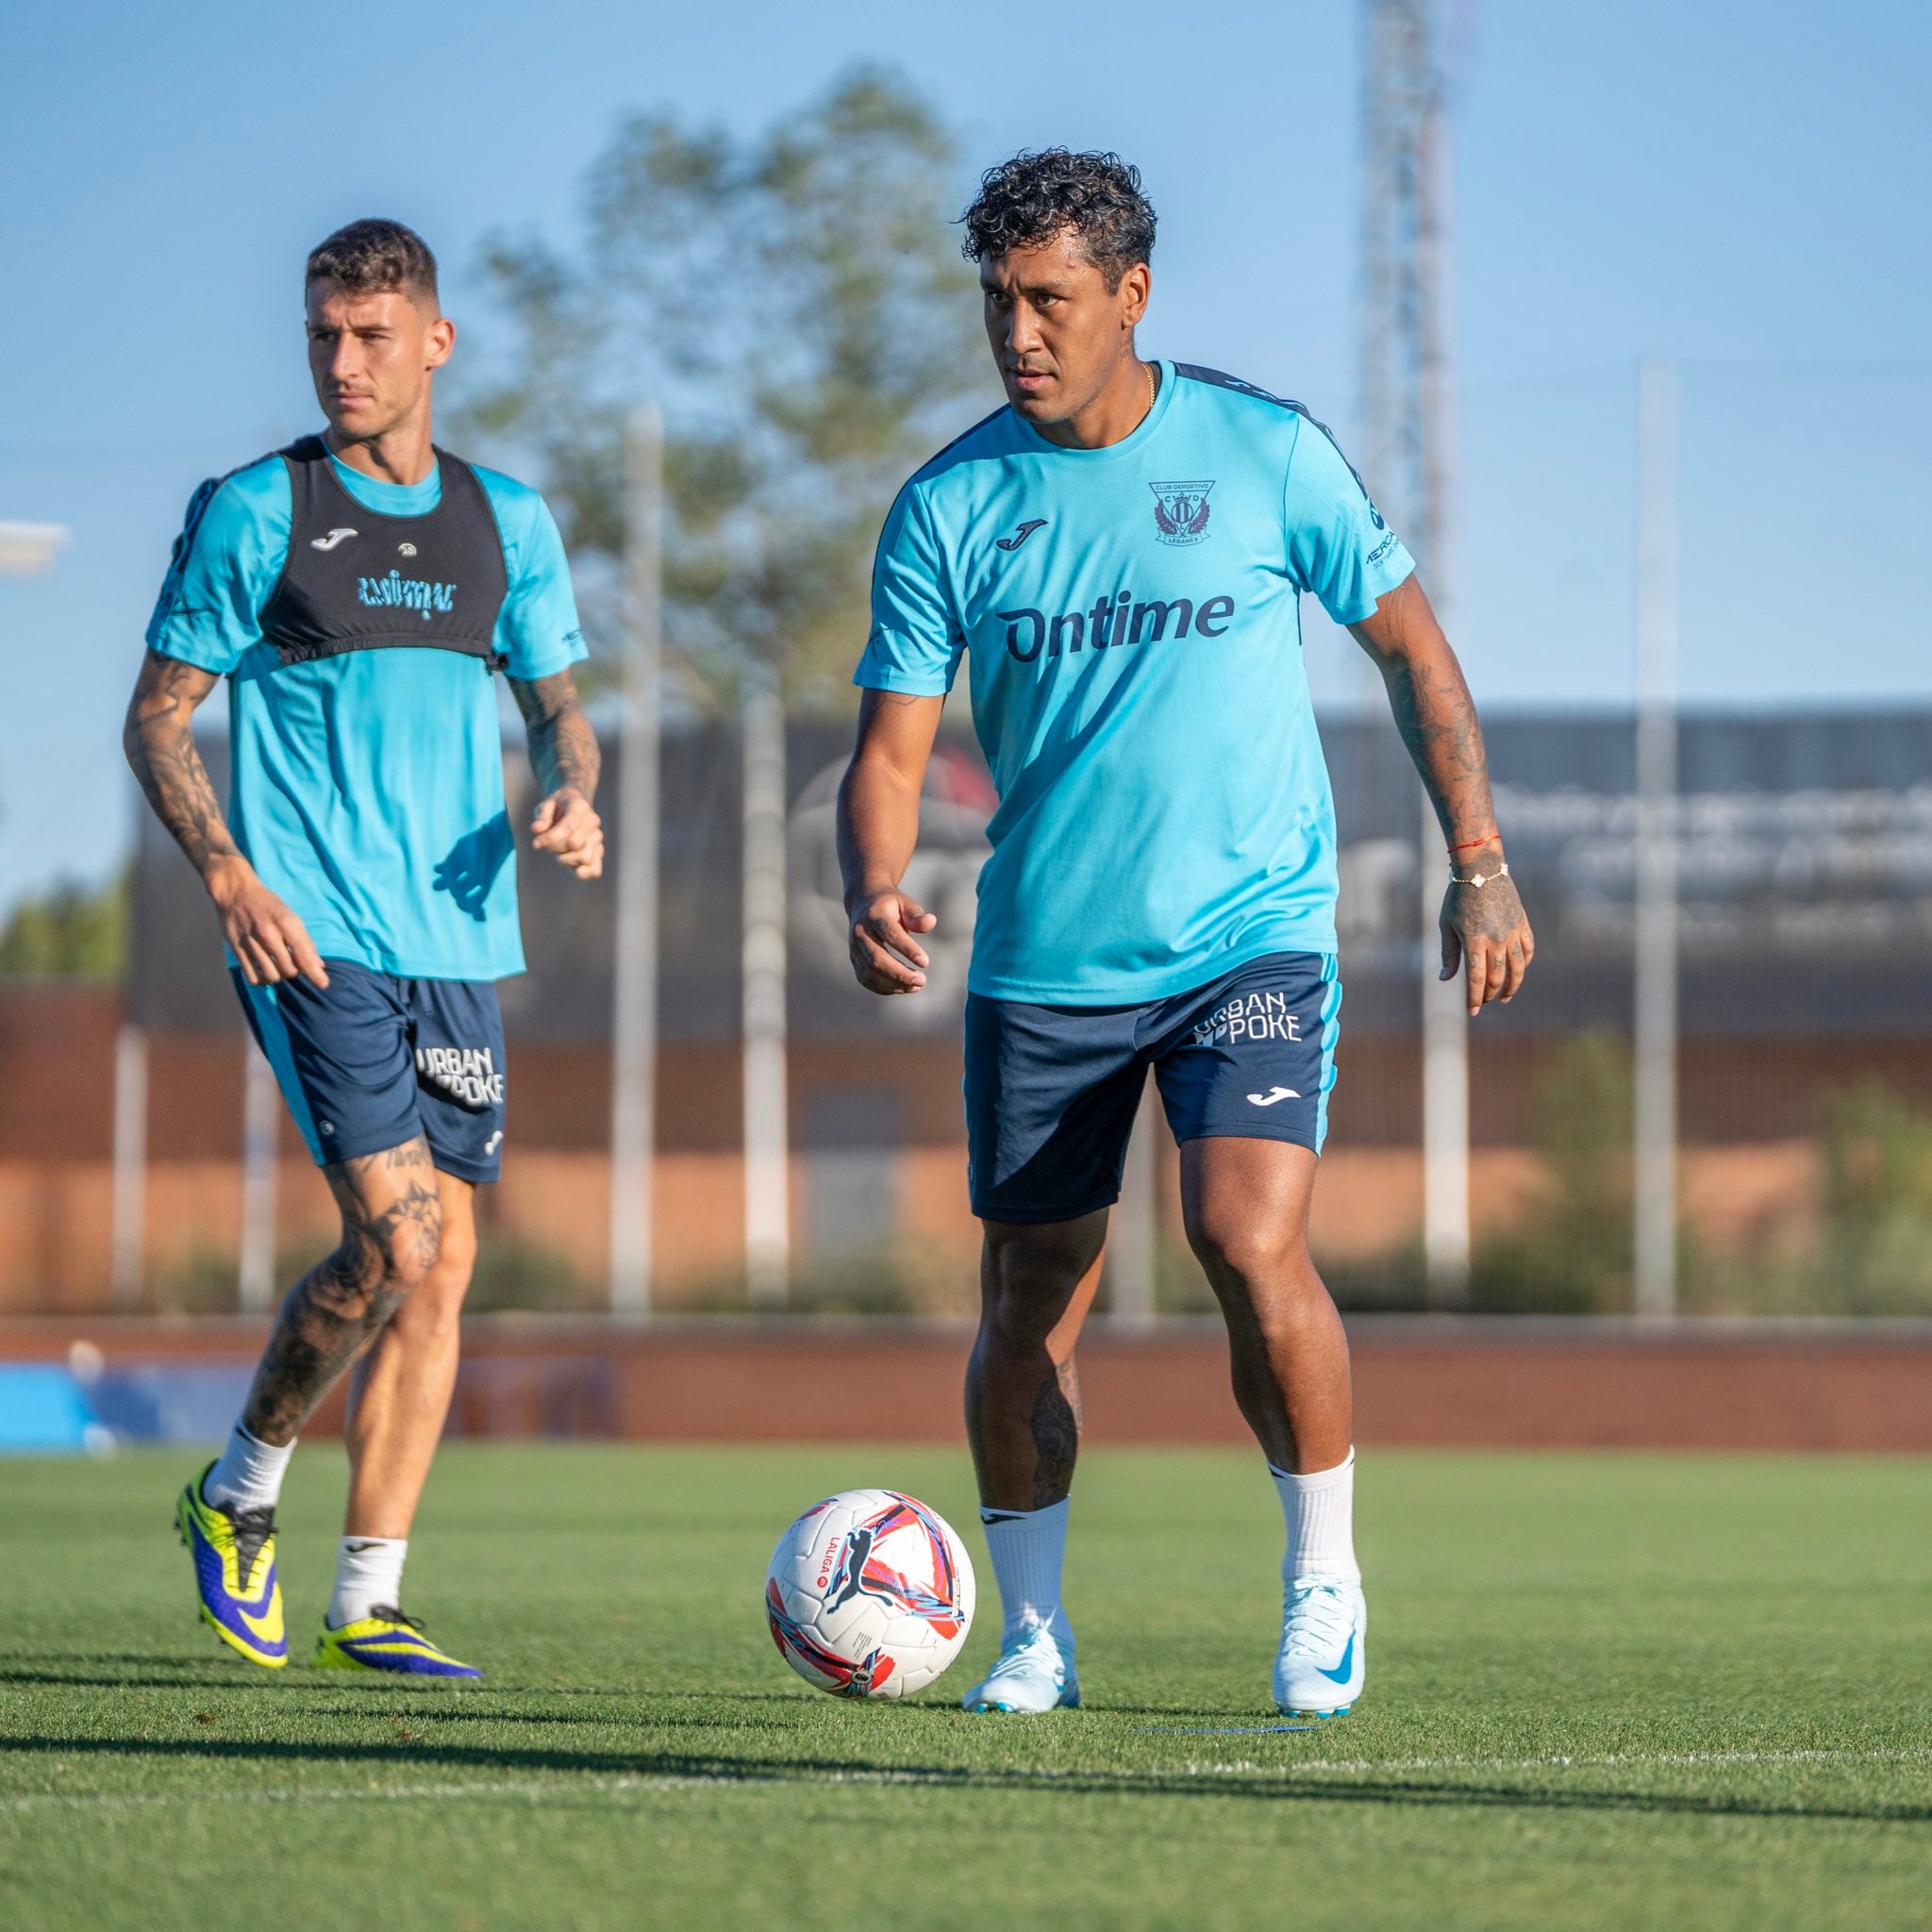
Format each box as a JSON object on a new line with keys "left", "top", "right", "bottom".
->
{"left": 1447, "top": 834, "right": 1502, "bottom": 855}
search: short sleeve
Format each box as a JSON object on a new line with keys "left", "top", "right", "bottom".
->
{"left": 144, "top": 462, "right": 291, "bottom": 674}
{"left": 854, "top": 483, "right": 963, "bottom": 696}
{"left": 1284, "top": 418, "right": 1415, "bottom": 625}
{"left": 491, "top": 491, "right": 588, "bottom": 681}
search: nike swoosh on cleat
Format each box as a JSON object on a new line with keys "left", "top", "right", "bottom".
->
{"left": 233, "top": 1600, "right": 282, "bottom": 1641}
{"left": 1315, "top": 1632, "right": 1357, "bottom": 1684}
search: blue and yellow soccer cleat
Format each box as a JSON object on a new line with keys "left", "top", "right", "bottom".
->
{"left": 313, "top": 1607, "right": 481, "bottom": 1679}
{"left": 175, "top": 1465, "right": 287, "bottom": 1668}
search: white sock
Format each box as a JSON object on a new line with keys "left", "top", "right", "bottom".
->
{"left": 202, "top": 1424, "right": 294, "bottom": 1514}
{"left": 1268, "top": 1448, "right": 1361, "bottom": 1586}
{"left": 329, "top": 1536, "right": 408, "bottom": 1628}
{"left": 980, "top": 1498, "right": 1074, "bottom": 1654}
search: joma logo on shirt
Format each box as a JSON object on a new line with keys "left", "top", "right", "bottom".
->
{"left": 415, "top": 1045, "right": 503, "bottom": 1109}
{"left": 997, "top": 591, "right": 1238, "bottom": 664}
{"left": 358, "top": 569, "right": 457, "bottom": 623}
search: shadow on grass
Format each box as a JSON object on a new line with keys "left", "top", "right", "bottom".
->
{"left": 0, "top": 1671, "right": 1264, "bottom": 1729}
{"left": 3, "top": 1735, "right": 1926, "bottom": 1824}
{"left": 644, "top": 1689, "right": 1282, "bottom": 1724}
{"left": 0, "top": 1655, "right": 217, "bottom": 1673}
{"left": 1, "top": 1671, "right": 254, "bottom": 1691}
{"left": 298, "top": 1706, "right": 774, "bottom": 1733}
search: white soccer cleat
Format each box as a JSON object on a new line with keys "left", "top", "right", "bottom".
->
{"left": 961, "top": 1620, "right": 1079, "bottom": 1714}
{"left": 1274, "top": 1578, "right": 1366, "bottom": 1718}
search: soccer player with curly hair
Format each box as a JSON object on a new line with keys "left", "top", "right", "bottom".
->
{"left": 838, "top": 150, "right": 1533, "bottom": 1717}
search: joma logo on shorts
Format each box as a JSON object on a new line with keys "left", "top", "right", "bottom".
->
{"left": 415, "top": 1045, "right": 504, "bottom": 1108}
{"left": 1192, "top": 991, "right": 1302, "bottom": 1048}
{"left": 358, "top": 569, "right": 457, "bottom": 623}
{"left": 997, "top": 591, "right": 1238, "bottom": 664}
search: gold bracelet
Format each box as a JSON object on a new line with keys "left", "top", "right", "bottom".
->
{"left": 1447, "top": 859, "right": 1510, "bottom": 889}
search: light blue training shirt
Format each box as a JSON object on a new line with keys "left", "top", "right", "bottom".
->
{"left": 856, "top": 362, "right": 1417, "bottom": 1004}
{"left": 145, "top": 446, "right": 587, "bottom": 981}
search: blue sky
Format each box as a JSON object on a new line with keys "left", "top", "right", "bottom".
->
{"left": 1, "top": 0, "right": 1927, "bottom": 916}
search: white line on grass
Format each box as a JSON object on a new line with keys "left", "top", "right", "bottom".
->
{"left": 1180, "top": 1748, "right": 1932, "bottom": 1777}
{"left": 0, "top": 1777, "right": 725, "bottom": 1815}
{"left": 2, "top": 1747, "right": 1928, "bottom": 1818}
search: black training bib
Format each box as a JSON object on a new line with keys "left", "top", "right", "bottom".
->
{"left": 258, "top": 437, "right": 509, "bottom": 671}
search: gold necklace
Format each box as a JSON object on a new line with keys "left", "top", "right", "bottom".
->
{"left": 1146, "top": 360, "right": 1158, "bottom": 411}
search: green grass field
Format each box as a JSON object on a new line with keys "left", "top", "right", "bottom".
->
{"left": 2, "top": 1443, "right": 1928, "bottom": 1931}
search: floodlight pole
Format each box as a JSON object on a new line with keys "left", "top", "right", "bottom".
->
{"left": 238, "top": 1032, "right": 279, "bottom": 1312}
{"left": 1363, "top": 0, "right": 1470, "bottom": 1297}
{"left": 1633, "top": 356, "right": 1680, "bottom": 1318}
{"left": 109, "top": 1022, "right": 147, "bottom": 1309}
{"left": 741, "top": 660, "right": 791, "bottom": 1307}
{"left": 1414, "top": 18, "right": 1469, "bottom": 1299}
{"left": 608, "top": 405, "right": 663, "bottom": 1318}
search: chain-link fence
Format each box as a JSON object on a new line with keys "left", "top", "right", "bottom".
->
{"left": 3, "top": 360, "right": 1926, "bottom": 1320}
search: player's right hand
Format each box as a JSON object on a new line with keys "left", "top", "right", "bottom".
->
{"left": 208, "top": 858, "right": 330, "bottom": 990}
{"left": 848, "top": 888, "right": 937, "bottom": 996}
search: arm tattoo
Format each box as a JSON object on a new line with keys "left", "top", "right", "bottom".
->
{"left": 240, "top": 1144, "right": 443, "bottom": 1444}
{"left": 511, "top": 670, "right": 601, "bottom": 803}
{"left": 1355, "top": 585, "right": 1499, "bottom": 848}
{"left": 1359, "top": 589, "right": 1532, "bottom": 954}
{"left": 1027, "top": 1357, "right": 1082, "bottom": 1507}
{"left": 1381, "top": 651, "right": 1498, "bottom": 847}
{"left": 123, "top": 652, "right": 242, "bottom": 878}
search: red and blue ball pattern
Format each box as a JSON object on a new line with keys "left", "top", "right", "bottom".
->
{"left": 764, "top": 1489, "right": 975, "bottom": 1700}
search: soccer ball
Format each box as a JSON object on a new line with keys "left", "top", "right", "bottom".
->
{"left": 764, "top": 1489, "right": 975, "bottom": 1699}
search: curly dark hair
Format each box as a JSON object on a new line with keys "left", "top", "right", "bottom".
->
{"left": 306, "top": 218, "right": 439, "bottom": 304}
{"left": 959, "top": 149, "right": 1157, "bottom": 290}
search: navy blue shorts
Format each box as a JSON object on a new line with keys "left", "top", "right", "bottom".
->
{"left": 234, "top": 960, "right": 507, "bottom": 1184}
{"left": 964, "top": 951, "right": 1340, "bottom": 1224}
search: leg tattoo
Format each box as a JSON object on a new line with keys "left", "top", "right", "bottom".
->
{"left": 1028, "top": 1357, "right": 1082, "bottom": 1507}
{"left": 242, "top": 1151, "right": 442, "bottom": 1445}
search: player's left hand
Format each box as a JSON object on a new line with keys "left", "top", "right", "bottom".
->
{"left": 1440, "top": 866, "right": 1533, "bottom": 1017}
{"left": 532, "top": 789, "right": 604, "bottom": 879}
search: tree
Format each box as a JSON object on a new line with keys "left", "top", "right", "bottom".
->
{"left": 458, "top": 65, "right": 992, "bottom": 708}
{"left": 0, "top": 869, "right": 129, "bottom": 979}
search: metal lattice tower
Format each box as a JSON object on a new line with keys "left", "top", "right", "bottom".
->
{"left": 1359, "top": 0, "right": 1471, "bottom": 1297}
{"left": 1359, "top": 0, "right": 1455, "bottom": 591}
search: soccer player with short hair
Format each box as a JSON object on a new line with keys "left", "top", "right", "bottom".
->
{"left": 125, "top": 218, "right": 602, "bottom": 1677}
{"left": 839, "top": 152, "right": 1533, "bottom": 1716}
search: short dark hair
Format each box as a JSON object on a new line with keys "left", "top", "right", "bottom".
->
{"left": 305, "top": 218, "right": 439, "bottom": 305}
{"left": 959, "top": 149, "right": 1157, "bottom": 290}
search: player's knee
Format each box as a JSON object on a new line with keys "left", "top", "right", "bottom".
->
{"left": 372, "top": 1203, "right": 443, "bottom": 1297}
{"left": 319, "top": 1224, "right": 408, "bottom": 1320}
{"left": 980, "top": 1223, "right": 1096, "bottom": 1348}
{"left": 982, "top": 1281, "right": 1061, "bottom": 1353}
{"left": 1185, "top": 1207, "right": 1308, "bottom": 1289}
{"left": 430, "top": 1208, "right": 476, "bottom": 1286}
{"left": 389, "top": 1226, "right": 442, "bottom": 1295}
{"left": 410, "top": 1215, "right": 476, "bottom": 1323}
